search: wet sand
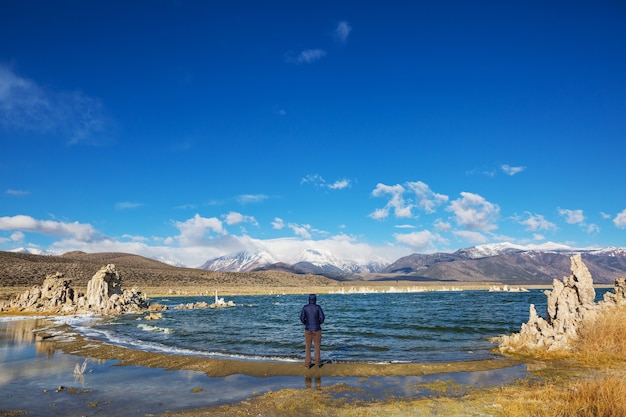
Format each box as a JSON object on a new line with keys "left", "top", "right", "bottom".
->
{"left": 1, "top": 316, "right": 525, "bottom": 416}
{"left": 43, "top": 322, "right": 521, "bottom": 378}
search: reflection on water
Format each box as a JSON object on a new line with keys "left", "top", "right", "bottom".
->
{"left": 0, "top": 317, "right": 56, "bottom": 356}
{"left": 0, "top": 318, "right": 528, "bottom": 416}
{"left": 305, "top": 376, "right": 322, "bottom": 389}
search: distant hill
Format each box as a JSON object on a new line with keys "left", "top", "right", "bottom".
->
{"left": 0, "top": 251, "right": 338, "bottom": 295}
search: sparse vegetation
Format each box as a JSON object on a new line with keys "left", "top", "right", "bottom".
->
{"left": 0, "top": 251, "right": 340, "bottom": 298}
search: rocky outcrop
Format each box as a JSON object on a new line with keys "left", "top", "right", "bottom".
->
{"left": 602, "top": 278, "right": 626, "bottom": 304}
{"left": 496, "top": 254, "right": 623, "bottom": 354}
{"left": 7, "top": 272, "right": 76, "bottom": 313}
{"left": 83, "top": 264, "right": 147, "bottom": 314}
{"left": 3, "top": 264, "right": 148, "bottom": 314}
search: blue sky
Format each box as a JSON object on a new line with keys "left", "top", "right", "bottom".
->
{"left": 1, "top": 1, "right": 625, "bottom": 267}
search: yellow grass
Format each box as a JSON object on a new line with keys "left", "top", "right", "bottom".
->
{"left": 486, "top": 305, "right": 626, "bottom": 416}
{"left": 574, "top": 305, "right": 626, "bottom": 366}
{"left": 493, "top": 370, "right": 626, "bottom": 417}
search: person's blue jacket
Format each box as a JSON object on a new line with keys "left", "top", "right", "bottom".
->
{"left": 300, "top": 294, "right": 325, "bottom": 331}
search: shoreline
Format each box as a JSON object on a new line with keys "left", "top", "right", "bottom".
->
{"left": 1, "top": 281, "right": 567, "bottom": 300}
{"left": 1, "top": 316, "right": 528, "bottom": 416}
{"left": 37, "top": 319, "right": 522, "bottom": 378}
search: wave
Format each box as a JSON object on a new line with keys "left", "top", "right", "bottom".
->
{"left": 137, "top": 323, "right": 174, "bottom": 334}
{"left": 67, "top": 320, "right": 302, "bottom": 363}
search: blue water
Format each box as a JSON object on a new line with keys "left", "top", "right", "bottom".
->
{"left": 74, "top": 290, "right": 581, "bottom": 363}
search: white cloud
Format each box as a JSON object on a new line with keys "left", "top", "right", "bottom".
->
{"left": 0, "top": 230, "right": 24, "bottom": 243}
{"left": 453, "top": 230, "right": 489, "bottom": 244}
{"left": 519, "top": 212, "right": 557, "bottom": 231}
{"left": 446, "top": 192, "right": 500, "bottom": 231}
{"left": 301, "top": 174, "right": 323, "bottom": 185}
{"left": 614, "top": 209, "right": 626, "bottom": 229}
{"left": 501, "top": 164, "right": 526, "bottom": 176}
{"left": 115, "top": 202, "right": 143, "bottom": 210}
{"left": 586, "top": 224, "right": 600, "bottom": 234}
{"left": 406, "top": 181, "right": 448, "bottom": 214}
{"left": 273, "top": 105, "right": 286, "bottom": 116}
{"left": 369, "top": 183, "right": 413, "bottom": 220}
{"left": 289, "top": 223, "right": 312, "bottom": 239}
{"left": 285, "top": 49, "right": 327, "bottom": 64}
{"left": 223, "top": 211, "right": 258, "bottom": 226}
{"left": 236, "top": 194, "right": 268, "bottom": 204}
{"left": 121, "top": 234, "right": 149, "bottom": 242}
{"left": 393, "top": 230, "right": 445, "bottom": 252}
{"left": 329, "top": 179, "right": 350, "bottom": 190}
{"left": 271, "top": 217, "right": 285, "bottom": 230}
{"left": 335, "top": 21, "right": 352, "bottom": 43}
{"left": 0, "top": 215, "right": 99, "bottom": 241}
{"left": 6, "top": 189, "right": 30, "bottom": 196}
{"left": 301, "top": 174, "right": 350, "bottom": 190}
{"left": 0, "top": 65, "right": 111, "bottom": 145}
{"left": 172, "top": 214, "right": 225, "bottom": 246}
{"left": 434, "top": 219, "right": 451, "bottom": 232}
{"left": 558, "top": 208, "right": 585, "bottom": 224}
{"left": 370, "top": 181, "right": 449, "bottom": 221}
{"left": 369, "top": 208, "right": 389, "bottom": 220}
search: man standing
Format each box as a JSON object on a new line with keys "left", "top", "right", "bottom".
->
{"left": 300, "top": 293, "right": 325, "bottom": 368}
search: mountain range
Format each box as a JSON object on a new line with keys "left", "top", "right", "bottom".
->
{"left": 11, "top": 242, "right": 626, "bottom": 285}
{"left": 198, "top": 243, "right": 626, "bottom": 285}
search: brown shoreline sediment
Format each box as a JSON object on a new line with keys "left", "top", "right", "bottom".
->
{"left": 37, "top": 320, "right": 522, "bottom": 378}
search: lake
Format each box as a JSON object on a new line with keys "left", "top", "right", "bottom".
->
{"left": 75, "top": 289, "right": 563, "bottom": 363}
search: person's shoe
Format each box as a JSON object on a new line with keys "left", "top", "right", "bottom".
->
{"left": 304, "top": 363, "right": 312, "bottom": 368}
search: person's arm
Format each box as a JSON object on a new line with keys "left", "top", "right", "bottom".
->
{"left": 300, "top": 307, "right": 306, "bottom": 324}
{"left": 318, "top": 307, "right": 325, "bottom": 324}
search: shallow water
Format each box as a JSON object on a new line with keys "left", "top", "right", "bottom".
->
{"left": 80, "top": 290, "right": 553, "bottom": 363}
{"left": 0, "top": 318, "right": 527, "bottom": 416}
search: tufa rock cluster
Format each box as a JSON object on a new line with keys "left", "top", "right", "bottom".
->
{"left": 496, "top": 254, "right": 625, "bottom": 353}
{"left": 3, "top": 264, "right": 148, "bottom": 314}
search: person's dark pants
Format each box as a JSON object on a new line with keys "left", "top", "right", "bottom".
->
{"left": 304, "top": 330, "right": 322, "bottom": 366}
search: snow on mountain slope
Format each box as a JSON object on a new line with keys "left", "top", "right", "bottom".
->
{"left": 10, "top": 247, "right": 58, "bottom": 256}
{"left": 200, "top": 251, "right": 277, "bottom": 272}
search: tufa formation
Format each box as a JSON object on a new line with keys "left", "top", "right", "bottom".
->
{"left": 2, "top": 264, "right": 148, "bottom": 314}
{"left": 496, "top": 254, "right": 626, "bottom": 353}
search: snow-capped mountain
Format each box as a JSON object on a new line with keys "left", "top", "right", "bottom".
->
{"left": 10, "top": 247, "right": 57, "bottom": 256}
{"left": 200, "top": 248, "right": 389, "bottom": 275}
{"left": 200, "top": 251, "right": 277, "bottom": 272}
{"left": 455, "top": 241, "right": 576, "bottom": 259}
{"left": 151, "top": 256, "right": 187, "bottom": 268}
{"left": 384, "top": 243, "right": 626, "bottom": 284}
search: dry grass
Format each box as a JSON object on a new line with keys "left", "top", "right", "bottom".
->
{"left": 575, "top": 305, "right": 626, "bottom": 366}
{"left": 491, "top": 370, "right": 626, "bottom": 417}
{"left": 482, "top": 305, "right": 626, "bottom": 417}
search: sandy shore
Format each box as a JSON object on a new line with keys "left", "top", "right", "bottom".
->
{"left": 42, "top": 322, "right": 522, "bottom": 378}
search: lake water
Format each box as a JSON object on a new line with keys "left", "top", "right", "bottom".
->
{"left": 75, "top": 289, "right": 569, "bottom": 363}
{"left": 2, "top": 289, "right": 611, "bottom": 416}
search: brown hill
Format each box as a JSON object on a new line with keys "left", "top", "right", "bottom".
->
{"left": 0, "top": 251, "right": 339, "bottom": 298}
